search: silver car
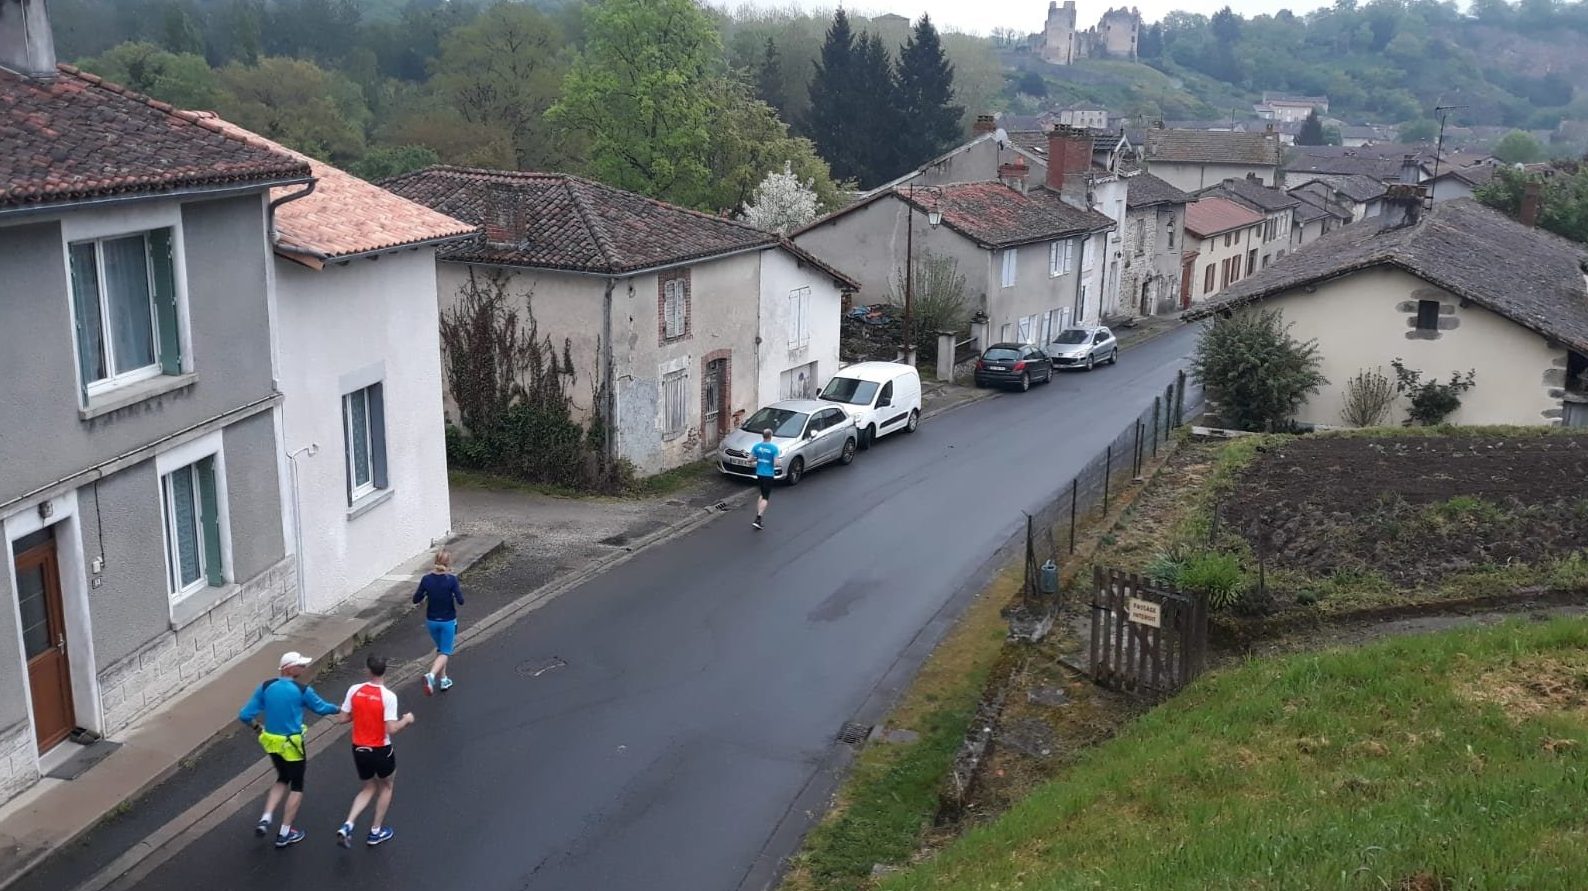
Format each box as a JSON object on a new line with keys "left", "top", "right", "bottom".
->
{"left": 717, "top": 399, "right": 858, "bottom": 486}
{"left": 1047, "top": 325, "right": 1119, "bottom": 371}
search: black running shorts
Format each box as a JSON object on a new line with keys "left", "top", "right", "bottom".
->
{"left": 352, "top": 745, "right": 396, "bottom": 780}
{"left": 758, "top": 477, "right": 773, "bottom": 498}
{"left": 268, "top": 753, "right": 307, "bottom": 791}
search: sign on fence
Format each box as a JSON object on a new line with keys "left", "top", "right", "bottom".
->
{"left": 1090, "top": 568, "right": 1208, "bottom": 695}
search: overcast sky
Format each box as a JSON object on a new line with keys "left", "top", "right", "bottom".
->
{"left": 708, "top": 0, "right": 1340, "bottom": 35}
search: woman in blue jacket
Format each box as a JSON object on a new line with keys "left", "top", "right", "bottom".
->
{"left": 413, "top": 550, "right": 464, "bottom": 695}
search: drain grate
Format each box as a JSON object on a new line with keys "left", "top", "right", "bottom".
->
{"left": 713, "top": 501, "right": 731, "bottom": 512}
{"left": 836, "top": 722, "right": 873, "bottom": 745}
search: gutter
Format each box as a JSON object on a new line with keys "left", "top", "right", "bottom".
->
{"left": 266, "top": 178, "right": 316, "bottom": 243}
{"left": 0, "top": 175, "right": 314, "bottom": 222}
{"left": 274, "top": 231, "right": 479, "bottom": 270}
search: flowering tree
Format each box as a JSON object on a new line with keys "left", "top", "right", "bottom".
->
{"left": 740, "top": 163, "right": 819, "bottom": 234}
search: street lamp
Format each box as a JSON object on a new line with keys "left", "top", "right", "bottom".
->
{"left": 903, "top": 184, "right": 943, "bottom": 365}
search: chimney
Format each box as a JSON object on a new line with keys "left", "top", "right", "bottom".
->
{"left": 1519, "top": 181, "right": 1542, "bottom": 228}
{"left": 0, "top": 0, "right": 56, "bottom": 80}
{"left": 1399, "top": 155, "right": 1421, "bottom": 185}
{"left": 998, "top": 158, "right": 1030, "bottom": 192}
{"left": 483, "top": 185, "right": 522, "bottom": 248}
{"left": 974, "top": 114, "right": 997, "bottom": 135}
{"left": 1046, "top": 124, "right": 1092, "bottom": 204}
{"left": 1381, "top": 182, "right": 1427, "bottom": 229}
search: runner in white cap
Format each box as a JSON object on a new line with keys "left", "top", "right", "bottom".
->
{"left": 236, "top": 651, "right": 341, "bottom": 848}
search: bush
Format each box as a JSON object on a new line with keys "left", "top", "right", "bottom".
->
{"left": 1145, "top": 546, "right": 1189, "bottom": 587}
{"left": 1178, "top": 550, "right": 1244, "bottom": 610}
{"left": 1340, "top": 367, "right": 1397, "bottom": 427}
{"left": 1390, "top": 360, "right": 1476, "bottom": 426}
{"left": 1192, "top": 308, "right": 1327, "bottom": 432}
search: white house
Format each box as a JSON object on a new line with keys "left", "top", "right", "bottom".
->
{"left": 383, "top": 167, "right": 858, "bottom": 476}
{"left": 1144, "top": 128, "right": 1284, "bottom": 193}
{"left": 205, "top": 117, "right": 475, "bottom": 614}
{"left": 1183, "top": 196, "right": 1265, "bottom": 304}
{"left": 1185, "top": 194, "right": 1588, "bottom": 428}
{"left": 1194, "top": 176, "right": 1300, "bottom": 269}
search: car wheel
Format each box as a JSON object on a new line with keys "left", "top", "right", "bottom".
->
{"left": 839, "top": 438, "right": 857, "bottom": 465}
{"left": 1086, "top": 353, "right": 1096, "bottom": 371}
{"left": 858, "top": 424, "right": 876, "bottom": 451}
{"left": 785, "top": 457, "right": 805, "bottom": 486}
{"left": 1042, "top": 366, "right": 1054, "bottom": 384}
{"left": 1018, "top": 372, "right": 1030, "bottom": 392}
{"left": 1109, "top": 347, "right": 1119, "bottom": 365}
{"left": 905, "top": 409, "right": 920, "bottom": 433}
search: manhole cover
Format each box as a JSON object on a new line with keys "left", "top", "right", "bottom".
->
{"left": 515, "top": 657, "right": 567, "bottom": 677}
{"left": 836, "top": 722, "right": 873, "bottom": 745}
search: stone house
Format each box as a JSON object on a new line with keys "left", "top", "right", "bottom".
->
{"left": 1194, "top": 175, "right": 1300, "bottom": 267}
{"left": 383, "top": 167, "right": 859, "bottom": 476}
{"left": 794, "top": 179, "right": 1115, "bottom": 348}
{"left": 1286, "top": 174, "right": 1387, "bottom": 223}
{"left": 1254, "top": 93, "right": 1329, "bottom": 123}
{"left": 203, "top": 117, "right": 475, "bottom": 615}
{"left": 1287, "top": 188, "right": 1353, "bottom": 247}
{"left": 0, "top": 4, "right": 310, "bottom": 802}
{"left": 1183, "top": 196, "right": 1265, "bottom": 305}
{"left": 1143, "top": 128, "right": 1284, "bottom": 193}
{"left": 1118, "top": 172, "right": 1191, "bottom": 317}
{"left": 1185, "top": 194, "right": 1588, "bottom": 428}
{"left": 1058, "top": 103, "right": 1109, "bottom": 130}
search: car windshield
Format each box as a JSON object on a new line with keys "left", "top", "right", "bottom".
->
{"left": 741, "top": 407, "right": 808, "bottom": 438}
{"left": 983, "top": 348, "right": 1021, "bottom": 361}
{"left": 819, "top": 377, "right": 880, "bottom": 406}
{"left": 1053, "top": 329, "right": 1090, "bottom": 345}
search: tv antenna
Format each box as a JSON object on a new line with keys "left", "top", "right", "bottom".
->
{"left": 1431, "top": 103, "right": 1468, "bottom": 185}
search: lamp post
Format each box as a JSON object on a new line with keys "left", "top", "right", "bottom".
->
{"left": 902, "top": 184, "right": 943, "bottom": 365}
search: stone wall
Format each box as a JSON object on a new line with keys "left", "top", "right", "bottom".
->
{"left": 97, "top": 556, "right": 297, "bottom": 736}
{"left": 0, "top": 722, "right": 38, "bottom": 804}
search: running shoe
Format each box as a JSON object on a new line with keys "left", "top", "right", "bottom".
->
{"left": 438, "top": 677, "right": 454, "bottom": 691}
{"left": 422, "top": 673, "right": 435, "bottom": 696}
{"left": 336, "top": 822, "right": 353, "bottom": 848}
{"left": 255, "top": 818, "right": 271, "bottom": 837}
{"left": 367, "top": 827, "right": 394, "bottom": 846}
{"left": 752, "top": 519, "right": 763, "bottom": 530}
{"left": 275, "top": 828, "right": 306, "bottom": 848}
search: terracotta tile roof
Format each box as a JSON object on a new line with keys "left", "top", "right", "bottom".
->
{"left": 1184, "top": 199, "right": 1588, "bottom": 354}
{"left": 382, "top": 166, "right": 859, "bottom": 289}
{"left": 897, "top": 182, "right": 1114, "bottom": 248}
{"left": 0, "top": 65, "right": 308, "bottom": 212}
{"left": 1123, "top": 171, "right": 1191, "bottom": 209}
{"left": 1184, "top": 196, "right": 1264, "bottom": 238}
{"left": 1145, "top": 129, "right": 1283, "bottom": 167}
{"left": 197, "top": 115, "right": 475, "bottom": 263}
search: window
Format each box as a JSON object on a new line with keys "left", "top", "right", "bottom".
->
{"left": 1082, "top": 237, "right": 1096, "bottom": 271}
{"left": 1000, "top": 322, "right": 1013, "bottom": 342}
{"left": 788, "top": 286, "right": 811, "bottom": 348}
{"left": 1247, "top": 249, "right": 1258, "bottom": 276}
{"left": 1001, "top": 249, "right": 1017, "bottom": 288}
{"left": 1049, "top": 239, "right": 1075, "bottom": 277}
{"left": 1223, "top": 233, "right": 1232, "bottom": 248}
{"left": 662, "top": 369, "right": 687, "bottom": 438}
{"left": 660, "top": 273, "right": 689, "bottom": 341}
{"left": 1416, "top": 299, "right": 1441, "bottom": 331}
{"left": 1167, "top": 219, "right": 1176, "bottom": 248}
{"left": 161, "top": 456, "right": 224, "bottom": 602}
{"left": 1204, "top": 264, "right": 1215, "bottom": 292}
{"left": 1135, "top": 220, "right": 1148, "bottom": 255}
{"left": 1017, "top": 314, "right": 1035, "bottom": 344}
{"left": 1077, "top": 283, "right": 1088, "bottom": 319}
{"left": 68, "top": 227, "right": 181, "bottom": 401}
{"left": 342, "top": 384, "right": 387, "bottom": 503}
{"left": 1046, "top": 308, "right": 1068, "bottom": 342}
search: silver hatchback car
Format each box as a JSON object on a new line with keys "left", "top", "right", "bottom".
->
{"left": 1046, "top": 325, "right": 1119, "bottom": 371}
{"left": 717, "top": 399, "right": 858, "bottom": 485}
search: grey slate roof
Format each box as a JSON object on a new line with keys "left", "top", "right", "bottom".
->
{"left": 1145, "top": 129, "right": 1283, "bottom": 166}
{"left": 1285, "top": 155, "right": 1408, "bottom": 181}
{"left": 1287, "top": 173, "right": 1388, "bottom": 204}
{"left": 1183, "top": 199, "right": 1588, "bottom": 353}
{"left": 1124, "top": 172, "right": 1192, "bottom": 209}
{"left": 1288, "top": 188, "right": 1350, "bottom": 225}
{"left": 1196, "top": 176, "right": 1300, "bottom": 213}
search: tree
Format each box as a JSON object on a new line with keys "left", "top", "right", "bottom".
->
{"left": 381, "top": 105, "right": 517, "bottom": 169}
{"left": 1139, "top": 23, "right": 1164, "bottom": 58}
{"left": 1296, "top": 108, "right": 1326, "bottom": 145}
{"left": 807, "top": 9, "right": 862, "bottom": 185}
{"left": 889, "top": 251, "right": 969, "bottom": 363}
{"left": 740, "top": 162, "right": 819, "bottom": 234}
{"left": 702, "top": 77, "right": 844, "bottom": 215}
{"left": 217, "top": 57, "right": 370, "bottom": 162}
{"left": 755, "top": 37, "right": 786, "bottom": 117}
{"left": 161, "top": 2, "right": 205, "bottom": 56}
{"left": 78, "top": 41, "right": 226, "bottom": 110}
{"left": 853, "top": 31, "right": 902, "bottom": 186}
{"left": 1014, "top": 70, "right": 1047, "bottom": 98}
{"left": 548, "top": 0, "right": 720, "bottom": 207}
{"left": 895, "top": 15, "right": 964, "bottom": 173}
{"left": 1192, "top": 308, "right": 1327, "bottom": 432}
{"left": 1398, "top": 118, "right": 1438, "bottom": 142}
{"left": 349, "top": 144, "right": 440, "bottom": 182}
{"left": 1493, "top": 130, "right": 1545, "bottom": 164}
{"left": 433, "top": 2, "right": 571, "bottom": 169}
{"left": 1476, "top": 164, "right": 1588, "bottom": 244}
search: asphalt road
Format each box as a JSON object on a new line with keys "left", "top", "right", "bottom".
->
{"left": 91, "top": 327, "right": 1197, "bottom": 891}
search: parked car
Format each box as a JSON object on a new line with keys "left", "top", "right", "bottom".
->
{"left": 973, "top": 343, "right": 1052, "bottom": 391}
{"left": 818, "top": 361, "right": 921, "bottom": 449}
{"left": 718, "top": 399, "right": 858, "bottom": 485}
{"left": 1046, "top": 326, "right": 1118, "bottom": 371}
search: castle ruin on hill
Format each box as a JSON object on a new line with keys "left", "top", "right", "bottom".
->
{"left": 1037, "top": 2, "right": 1140, "bottom": 65}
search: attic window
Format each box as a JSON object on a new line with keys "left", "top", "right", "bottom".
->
{"left": 1415, "top": 299, "right": 1440, "bottom": 331}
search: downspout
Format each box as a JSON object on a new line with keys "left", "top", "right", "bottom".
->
{"left": 602, "top": 278, "right": 616, "bottom": 464}
{"left": 285, "top": 443, "right": 318, "bottom": 614}
{"left": 267, "top": 180, "right": 317, "bottom": 241}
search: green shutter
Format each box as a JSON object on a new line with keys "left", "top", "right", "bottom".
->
{"left": 196, "top": 457, "right": 225, "bottom": 587}
{"left": 68, "top": 244, "right": 98, "bottom": 405}
{"left": 341, "top": 396, "right": 354, "bottom": 506}
{"left": 149, "top": 228, "right": 182, "bottom": 375}
{"left": 369, "top": 385, "right": 388, "bottom": 490}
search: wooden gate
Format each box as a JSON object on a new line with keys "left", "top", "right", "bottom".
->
{"left": 1090, "top": 567, "right": 1208, "bottom": 695}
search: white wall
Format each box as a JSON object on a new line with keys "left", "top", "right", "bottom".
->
{"left": 275, "top": 250, "right": 451, "bottom": 613}
{"left": 1187, "top": 222, "right": 1263, "bottom": 303}
{"left": 1149, "top": 161, "right": 1278, "bottom": 193}
{"left": 758, "top": 248, "right": 844, "bottom": 405}
{"left": 1252, "top": 267, "right": 1567, "bottom": 427}
{"left": 1092, "top": 178, "right": 1129, "bottom": 320}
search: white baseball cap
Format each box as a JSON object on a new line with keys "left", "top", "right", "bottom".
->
{"left": 279, "top": 651, "right": 313, "bottom": 669}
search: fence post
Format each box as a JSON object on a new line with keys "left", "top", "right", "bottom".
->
{"left": 1151, "top": 396, "right": 1160, "bottom": 457}
{"left": 1103, "top": 444, "right": 1112, "bottom": 516}
{"left": 935, "top": 332, "right": 956, "bottom": 383}
{"left": 1069, "top": 477, "right": 1078, "bottom": 554}
{"left": 1175, "top": 370, "right": 1187, "bottom": 426}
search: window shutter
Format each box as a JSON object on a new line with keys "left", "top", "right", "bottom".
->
{"left": 68, "top": 246, "right": 96, "bottom": 405}
{"left": 341, "top": 395, "right": 354, "bottom": 505}
{"left": 196, "top": 457, "right": 225, "bottom": 587}
{"left": 149, "top": 228, "right": 182, "bottom": 375}
{"left": 369, "top": 384, "right": 389, "bottom": 490}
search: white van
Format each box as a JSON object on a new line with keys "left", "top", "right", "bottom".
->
{"left": 817, "top": 361, "right": 922, "bottom": 449}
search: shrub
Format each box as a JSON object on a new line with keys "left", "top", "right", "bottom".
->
{"left": 1340, "top": 367, "right": 1397, "bottom": 427}
{"left": 890, "top": 251, "right": 969, "bottom": 362}
{"left": 1145, "top": 548, "right": 1189, "bottom": 587}
{"left": 1390, "top": 360, "right": 1476, "bottom": 426}
{"left": 1178, "top": 551, "right": 1244, "bottom": 610}
{"left": 1191, "top": 308, "right": 1327, "bottom": 432}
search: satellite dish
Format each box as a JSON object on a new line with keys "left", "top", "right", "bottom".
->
{"left": 994, "top": 127, "right": 1009, "bottom": 148}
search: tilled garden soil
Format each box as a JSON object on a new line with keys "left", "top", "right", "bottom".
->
{"left": 1221, "top": 433, "right": 1588, "bottom": 587}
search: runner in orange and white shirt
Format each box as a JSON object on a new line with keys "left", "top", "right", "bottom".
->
{"left": 335, "top": 655, "right": 414, "bottom": 848}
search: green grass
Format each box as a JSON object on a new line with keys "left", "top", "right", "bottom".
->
{"left": 883, "top": 618, "right": 1588, "bottom": 891}
{"left": 448, "top": 459, "right": 713, "bottom": 500}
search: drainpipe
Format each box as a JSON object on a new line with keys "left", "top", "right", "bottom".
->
{"left": 601, "top": 278, "right": 616, "bottom": 464}
{"left": 285, "top": 443, "right": 318, "bottom": 613}
{"left": 267, "top": 180, "right": 317, "bottom": 241}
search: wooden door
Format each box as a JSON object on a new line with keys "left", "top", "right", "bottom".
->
{"left": 14, "top": 532, "right": 74, "bottom": 751}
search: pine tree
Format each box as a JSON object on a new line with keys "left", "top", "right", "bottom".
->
{"left": 1296, "top": 108, "right": 1326, "bottom": 146}
{"left": 854, "top": 31, "right": 903, "bottom": 187}
{"left": 895, "top": 15, "right": 963, "bottom": 172}
{"left": 756, "top": 37, "right": 786, "bottom": 117}
{"left": 807, "top": 9, "right": 861, "bottom": 183}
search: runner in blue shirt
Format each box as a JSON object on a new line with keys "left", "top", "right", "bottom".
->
{"left": 237, "top": 651, "right": 343, "bottom": 848}
{"left": 751, "top": 428, "right": 779, "bottom": 530}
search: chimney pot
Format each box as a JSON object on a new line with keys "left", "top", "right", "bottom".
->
{"left": 0, "top": 0, "right": 57, "bottom": 80}
{"left": 1520, "top": 181, "right": 1543, "bottom": 228}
